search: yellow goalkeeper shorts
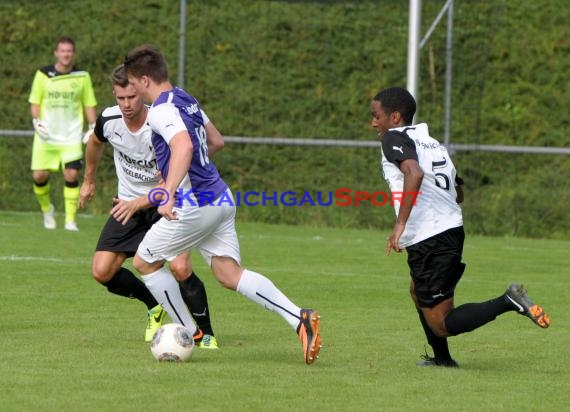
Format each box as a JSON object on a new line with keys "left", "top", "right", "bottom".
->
{"left": 31, "top": 137, "right": 83, "bottom": 171}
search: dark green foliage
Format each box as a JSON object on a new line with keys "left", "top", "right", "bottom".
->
{"left": 0, "top": 0, "right": 568, "bottom": 238}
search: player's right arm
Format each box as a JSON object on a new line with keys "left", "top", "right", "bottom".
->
{"left": 149, "top": 104, "right": 193, "bottom": 220}
{"left": 31, "top": 103, "right": 50, "bottom": 140}
{"left": 30, "top": 104, "right": 41, "bottom": 119}
{"left": 381, "top": 131, "right": 423, "bottom": 255}
{"left": 29, "top": 71, "right": 50, "bottom": 140}
{"left": 78, "top": 122, "right": 105, "bottom": 208}
{"left": 160, "top": 131, "right": 193, "bottom": 220}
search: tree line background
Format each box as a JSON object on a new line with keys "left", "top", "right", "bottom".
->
{"left": 0, "top": 0, "right": 568, "bottom": 238}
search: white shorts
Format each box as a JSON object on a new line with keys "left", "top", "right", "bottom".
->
{"left": 137, "top": 189, "right": 241, "bottom": 267}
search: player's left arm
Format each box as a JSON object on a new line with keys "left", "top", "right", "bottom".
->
{"left": 113, "top": 176, "right": 170, "bottom": 224}
{"left": 113, "top": 171, "right": 176, "bottom": 224}
{"left": 110, "top": 194, "right": 153, "bottom": 225}
{"left": 455, "top": 174, "right": 464, "bottom": 204}
{"left": 201, "top": 110, "right": 224, "bottom": 156}
{"left": 205, "top": 121, "right": 224, "bottom": 156}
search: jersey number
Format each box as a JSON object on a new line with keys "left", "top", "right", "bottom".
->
{"left": 195, "top": 126, "right": 210, "bottom": 166}
{"left": 432, "top": 159, "right": 451, "bottom": 191}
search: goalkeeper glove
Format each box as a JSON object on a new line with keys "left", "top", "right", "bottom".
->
{"left": 32, "top": 118, "right": 49, "bottom": 140}
{"left": 83, "top": 123, "right": 95, "bottom": 144}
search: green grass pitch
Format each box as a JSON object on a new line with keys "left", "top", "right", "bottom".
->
{"left": 0, "top": 211, "right": 568, "bottom": 411}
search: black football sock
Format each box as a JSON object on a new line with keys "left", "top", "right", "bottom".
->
{"left": 179, "top": 272, "right": 214, "bottom": 336}
{"left": 417, "top": 309, "right": 453, "bottom": 360}
{"left": 444, "top": 295, "right": 514, "bottom": 336}
{"left": 102, "top": 267, "right": 158, "bottom": 310}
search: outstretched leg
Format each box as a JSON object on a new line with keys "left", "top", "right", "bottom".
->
{"left": 211, "top": 256, "right": 321, "bottom": 365}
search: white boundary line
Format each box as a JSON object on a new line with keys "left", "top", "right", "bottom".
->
{"left": 0, "top": 255, "right": 91, "bottom": 264}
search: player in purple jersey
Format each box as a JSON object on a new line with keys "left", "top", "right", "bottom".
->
{"left": 148, "top": 90, "right": 227, "bottom": 205}
{"left": 79, "top": 64, "right": 218, "bottom": 347}
{"left": 124, "top": 45, "right": 321, "bottom": 365}
{"left": 371, "top": 87, "right": 550, "bottom": 367}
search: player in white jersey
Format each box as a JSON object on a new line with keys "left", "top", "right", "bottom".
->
{"left": 371, "top": 87, "right": 550, "bottom": 367}
{"left": 124, "top": 45, "right": 321, "bottom": 365}
{"left": 78, "top": 65, "right": 219, "bottom": 348}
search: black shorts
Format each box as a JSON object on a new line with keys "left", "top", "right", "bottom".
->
{"left": 406, "top": 226, "right": 466, "bottom": 308}
{"left": 95, "top": 207, "right": 161, "bottom": 257}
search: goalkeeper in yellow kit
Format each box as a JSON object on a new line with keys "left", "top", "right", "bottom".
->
{"left": 28, "top": 36, "right": 97, "bottom": 231}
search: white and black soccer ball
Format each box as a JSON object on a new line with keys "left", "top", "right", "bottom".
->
{"left": 150, "top": 323, "right": 195, "bottom": 362}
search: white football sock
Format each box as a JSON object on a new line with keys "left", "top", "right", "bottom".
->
{"left": 141, "top": 266, "right": 197, "bottom": 334}
{"left": 236, "top": 269, "right": 301, "bottom": 330}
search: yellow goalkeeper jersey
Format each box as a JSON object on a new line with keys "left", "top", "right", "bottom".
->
{"left": 28, "top": 65, "right": 97, "bottom": 145}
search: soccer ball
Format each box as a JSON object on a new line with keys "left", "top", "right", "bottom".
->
{"left": 150, "top": 323, "right": 195, "bottom": 362}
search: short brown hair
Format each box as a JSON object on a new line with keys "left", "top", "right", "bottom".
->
{"left": 124, "top": 45, "right": 169, "bottom": 83}
{"left": 111, "top": 64, "right": 129, "bottom": 88}
{"left": 55, "top": 36, "right": 75, "bottom": 51}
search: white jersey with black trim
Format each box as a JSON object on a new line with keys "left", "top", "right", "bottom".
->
{"left": 94, "top": 105, "right": 159, "bottom": 201}
{"left": 380, "top": 122, "right": 463, "bottom": 247}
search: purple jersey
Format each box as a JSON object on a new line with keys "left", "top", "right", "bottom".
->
{"left": 147, "top": 87, "right": 227, "bottom": 207}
